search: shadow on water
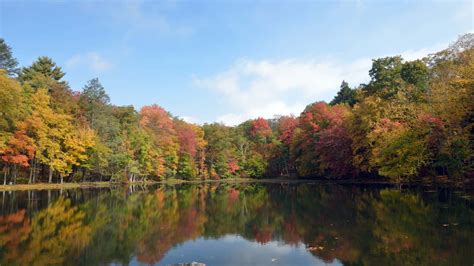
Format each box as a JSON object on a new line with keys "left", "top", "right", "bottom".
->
{"left": 0, "top": 182, "right": 472, "bottom": 265}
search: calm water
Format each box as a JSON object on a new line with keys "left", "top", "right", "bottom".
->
{"left": 0, "top": 182, "right": 472, "bottom": 266}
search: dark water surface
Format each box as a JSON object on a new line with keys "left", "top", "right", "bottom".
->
{"left": 0, "top": 182, "right": 472, "bottom": 265}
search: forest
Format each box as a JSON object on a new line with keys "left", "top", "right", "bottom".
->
{"left": 0, "top": 34, "right": 472, "bottom": 185}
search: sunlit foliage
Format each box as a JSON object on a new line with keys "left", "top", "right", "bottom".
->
{"left": 0, "top": 34, "right": 472, "bottom": 183}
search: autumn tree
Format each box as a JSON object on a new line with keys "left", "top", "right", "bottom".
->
{"left": 139, "top": 105, "right": 179, "bottom": 178}
{"left": 0, "top": 34, "right": 472, "bottom": 183}
{"left": 426, "top": 42, "right": 473, "bottom": 177}
{"left": 19, "top": 57, "right": 78, "bottom": 115}
{"left": 368, "top": 119, "right": 429, "bottom": 182}
{"left": 174, "top": 119, "right": 207, "bottom": 179}
{"left": 237, "top": 118, "right": 275, "bottom": 177}
{"left": 268, "top": 115, "right": 299, "bottom": 177}
{"left": 294, "top": 102, "right": 355, "bottom": 178}
{"left": 21, "top": 89, "right": 94, "bottom": 183}
{"left": 203, "top": 123, "right": 239, "bottom": 179}
{"left": 316, "top": 106, "right": 356, "bottom": 178}
{"left": 0, "top": 71, "right": 24, "bottom": 136}
{"left": 249, "top": 117, "right": 272, "bottom": 144}
{"left": 0, "top": 129, "right": 35, "bottom": 184}
{"left": 0, "top": 72, "right": 28, "bottom": 184}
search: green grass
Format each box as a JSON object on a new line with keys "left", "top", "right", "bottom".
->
{"left": 2, "top": 176, "right": 464, "bottom": 191}
{"left": 0, "top": 177, "right": 306, "bottom": 191}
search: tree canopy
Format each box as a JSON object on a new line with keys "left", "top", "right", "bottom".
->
{"left": 0, "top": 34, "right": 472, "bottom": 184}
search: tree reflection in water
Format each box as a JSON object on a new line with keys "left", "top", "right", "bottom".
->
{"left": 0, "top": 183, "right": 472, "bottom": 265}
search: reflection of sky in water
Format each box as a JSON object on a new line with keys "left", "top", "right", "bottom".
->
{"left": 129, "top": 235, "right": 342, "bottom": 266}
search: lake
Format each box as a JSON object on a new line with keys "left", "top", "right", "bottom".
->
{"left": 0, "top": 182, "right": 472, "bottom": 265}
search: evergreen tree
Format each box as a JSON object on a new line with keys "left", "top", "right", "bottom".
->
{"left": 19, "top": 56, "right": 66, "bottom": 83}
{"left": 0, "top": 39, "right": 20, "bottom": 77}
{"left": 330, "top": 81, "right": 357, "bottom": 106}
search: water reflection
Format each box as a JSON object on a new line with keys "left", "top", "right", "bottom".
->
{"left": 0, "top": 183, "right": 472, "bottom": 265}
{"left": 157, "top": 235, "right": 340, "bottom": 266}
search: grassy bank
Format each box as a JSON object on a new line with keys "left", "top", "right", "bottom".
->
{"left": 0, "top": 176, "right": 470, "bottom": 191}
{"left": 0, "top": 178, "right": 260, "bottom": 191}
{"left": 0, "top": 181, "right": 118, "bottom": 191}
{"left": 0, "top": 177, "right": 339, "bottom": 191}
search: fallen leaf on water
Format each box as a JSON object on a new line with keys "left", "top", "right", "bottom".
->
{"left": 307, "top": 246, "right": 324, "bottom": 251}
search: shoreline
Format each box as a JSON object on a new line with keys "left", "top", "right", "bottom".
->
{"left": 0, "top": 177, "right": 470, "bottom": 191}
{"left": 0, "top": 178, "right": 293, "bottom": 191}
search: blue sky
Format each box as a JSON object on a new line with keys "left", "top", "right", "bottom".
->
{"left": 1, "top": 0, "right": 472, "bottom": 125}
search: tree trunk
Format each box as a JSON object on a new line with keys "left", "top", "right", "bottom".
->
{"left": 3, "top": 166, "right": 7, "bottom": 185}
{"left": 41, "top": 164, "right": 46, "bottom": 181}
{"left": 71, "top": 166, "right": 76, "bottom": 182}
{"left": 13, "top": 166, "right": 17, "bottom": 185}
{"left": 33, "top": 158, "right": 36, "bottom": 183}
{"left": 29, "top": 161, "right": 33, "bottom": 184}
{"left": 27, "top": 190, "right": 31, "bottom": 211}
{"left": 48, "top": 168, "right": 53, "bottom": 183}
{"left": 32, "top": 159, "right": 36, "bottom": 183}
{"left": 82, "top": 168, "right": 86, "bottom": 183}
{"left": 60, "top": 175, "right": 63, "bottom": 184}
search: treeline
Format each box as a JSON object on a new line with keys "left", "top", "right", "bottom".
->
{"left": 0, "top": 34, "right": 472, "bottom": 184}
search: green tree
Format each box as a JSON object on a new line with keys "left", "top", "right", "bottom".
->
{"left": 330, "top": 81, "right": 357, "bottom": 106}
{"left": 79, "top": 78, "right": 110, "bottom": 128}
{"left": 19, "top": 56, "right": 65, "bottom": 84}
{"left": 20, "top": 57, "right": 77, "bottom": 115}
{"left": 203, "top": 123, "right": 238, "bottom": 178}
{"left": 401, "top": 60, "right": 429, "bottom": 90}
{"left": 363, "top": 56, "right": 404, "bottom": 99}
{"left": 0, "top": 39, "right": 20, "bottom": 77}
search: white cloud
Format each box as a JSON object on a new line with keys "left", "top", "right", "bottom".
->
{"left": 195, "top": 58, "right": 371, "bottom": 126}
{"left": 399, "top": 43, "right": 448, "bottom": 61}
{"left": 216, "top": 102, "right": 306, "bottom": 126}
{"left": 112, "top": 0, "right": 194, "bottom": 37}
{"left": 66, "top": 52, "right": 113, "bottom": 72}
{"left": 195, "top": 43, "right": 447, "bottom": 126}
{"left": 180, "top": 116, "right": 202, "bottom": 124}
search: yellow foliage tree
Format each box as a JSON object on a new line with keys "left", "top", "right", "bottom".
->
{"left": 22, "top": 89, "right": 95, "bottom": 183}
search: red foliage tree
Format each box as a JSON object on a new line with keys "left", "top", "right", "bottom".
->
{"left": 139, "top": 105, "right": 175, "bottom": 142}
{"left": 0, "top": 128, "right": 35, "bottom": 168}
{"left": 250, "top": 117, "right": 272, "bottom": 140}
{"left": 228, "top": 160, "right": 240, "bottom": 174}
{"left": 295, "top": 102, "right": 355, "bottom": 178}
{"left": 139, "top": 105, "right": 179, "bottom": 175}
{"left": 174, "top": 121, "right": 202, "bottom": 158}
{"left": 278, "top": 115, "right": 299, "bottom": 146}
